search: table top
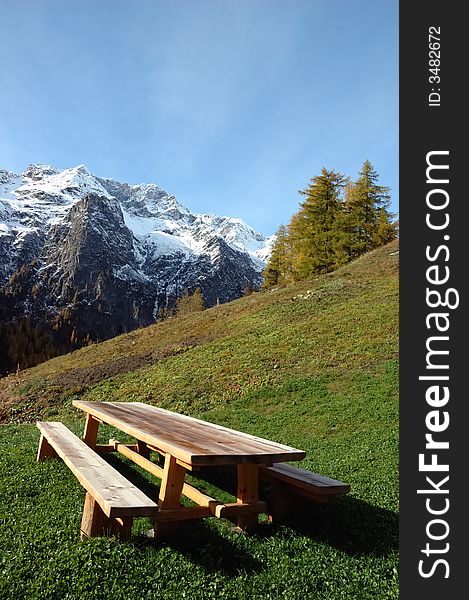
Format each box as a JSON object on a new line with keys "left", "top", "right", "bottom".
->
{"left": 73, "top": 400, "right": 306, "bottom": 467}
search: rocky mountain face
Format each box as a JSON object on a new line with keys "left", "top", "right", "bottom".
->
{"left": 0, "top": 164, "right": 273, "bottom": 372}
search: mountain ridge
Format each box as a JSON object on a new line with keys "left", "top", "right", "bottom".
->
{"left": 0, "top": 164, "right": 273, "bottom": 372}
{"left": 0, "top": 163, "right": 273, "bottom": 276}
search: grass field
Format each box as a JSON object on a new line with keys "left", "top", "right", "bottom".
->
{"left": 0, "top": 241, "right": 399, "bottom": 599}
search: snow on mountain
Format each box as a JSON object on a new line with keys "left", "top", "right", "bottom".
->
{"left": 0, "top": 164, "right": 272, "bottom": 284}
{"left": 0, "top": 165, "right": 112, "bottom": 237}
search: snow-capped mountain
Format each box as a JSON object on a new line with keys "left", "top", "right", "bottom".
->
{"left": 0, "top": 164, "right": 272, "bottom": 281}
{"left": 0, "top": 164, "right": 273, "bottom": 371}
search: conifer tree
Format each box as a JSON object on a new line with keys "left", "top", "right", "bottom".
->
{"left": 262, "top": 224, "right": 291, "bottom": 287}
{"left": 344, "top": 160, "right": 395, "bottom": 257}
{"left": 291, "top": 168, "right": 346, "bottom": 278}
{"left": 332, "top": 177, "right": 357, "bottom": 264}
{"left": 261, "top": 161, "right": 397, "bottom": 290}
{"left": 175, "top": 287, "right": 205, "bottom": 316}
{"left": 373, "top": 208, "right": 399, "bottom": 247}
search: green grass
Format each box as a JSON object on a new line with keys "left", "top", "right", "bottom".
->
{"left": 0, "top": 241, "right": 399, "bottom": 599}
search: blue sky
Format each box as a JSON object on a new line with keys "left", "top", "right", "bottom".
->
{"left": 0, "top": 0, "right": 398, "bottom": 235}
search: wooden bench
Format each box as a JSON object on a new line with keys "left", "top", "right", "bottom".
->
{"left": 260, "top": 463, "right": 350, "bottom": 522}
{"left": 36, "top": 421, "right": 158, "bottom": 540}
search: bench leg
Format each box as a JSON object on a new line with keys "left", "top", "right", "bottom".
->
{"left": 267, "top": 481, "right": 291, "bottom": 523}
{"left": 155, "top": 453, "right": 186, "bottom": 538}
{"left": 268, "top": 485, "right": 331, "bottom": 523}
{"left": 81, "top": 493, "right": 112, "bottom": 539}
{"left": 236, "top": 464, "right": 260, "bottom": 532}
{"left": 81, "top": 495, "right": 134, "bottom": 541}
{"left": 37, "top": 435, "right": 57, "bottom": 461}
{"left": 111, "top": 517, "right": 133, "bottom": 541}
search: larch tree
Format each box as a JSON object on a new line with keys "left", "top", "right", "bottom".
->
{"left": 292, "top": 168, "right": 347, "bottom": 278}
{"left": 175, "top": 287, "right": 205, "bottom": 316}
{"left": 344, "top": 160, "right": 396, "bottom": 257}
{"left": 373, "top": 208, "right": 399, "bottom": 247}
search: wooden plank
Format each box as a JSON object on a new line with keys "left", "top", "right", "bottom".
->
{"left": 152, "top": 500, "right": 267, "bottom": 522}
{"left": 176, "top": 459, "right": 195, "bottom": 471}
{"left": 214, "top": 501, "right": 266, "bottom": 519}
{"left": 72, "top": 401, "right": 306, "bottom": 467}
{"left": 95, "top": 444, "right": 118, "bottom": 453}
{"left": 237, "top": 464, "right": 259, "bottom": 504}
{"left": 260, "top": 463, "right": 350, "bottom": 496}
{"left": 146, "top": 443, "right": 164, "bottom": 455}
{"left": 36, "top": 422, "right": 158, "bottom": 519}
{"left": 158, "top": 453, "right": 186, "bottom": 508}
{"left": 182, "top": 483, "right": 217, "bottom": 508}
{"left": 111, "top": 517, "right": 133, "bottom": 541}
{"left": 108, "top": 439, "right": 138, "bottom": 452}
{"left": 113, "top": 439, "right": 165, "bottom": 478}
{"left": 236, "top": 464, "right": 259, "bottom": 531}
{"left": 156, "top": 501, "right": 267, "bottom": 521}
{"left": 266, "top": 481, "right": 334, "bottom": 524}
{"left": 266, "top": 481, "right": 290, "bottom": 523}
{"left": 155, "top": 506, "right": 212, "bottom": 522}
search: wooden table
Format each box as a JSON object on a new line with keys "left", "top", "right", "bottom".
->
{"left": 73, "top": 400, "right": 306, "bottom": 533}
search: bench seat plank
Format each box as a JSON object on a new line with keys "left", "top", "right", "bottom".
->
{"left": 37, "top": 421, "right": 158, "bottom": 519}
{"left": 260, "top": 463, "right": 350, "bottom": 522}
{"left": 260, "top": 463, "right": 350, "bottom": 496}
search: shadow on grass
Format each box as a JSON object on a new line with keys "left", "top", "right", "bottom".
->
{"left": 104, "top": 452, "right": 161, "bottom": 499}
{"left": 140, "top": 520, "right": 263, "bottom": 576}
{"left": 104, "top": 455, "right": 397, "bottom": 563}
{"left": 193, "top": 465, "right": 398, "bottom": 558}
{"left": 103, "top": 454, "right": 263, "bottom": 576}
{"left": 269, "top": 495, "right": 399, "bottom": 558}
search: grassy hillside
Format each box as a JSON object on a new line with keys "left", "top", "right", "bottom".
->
{"left": 0, "top": 240, "right": 399, "bottom": 599}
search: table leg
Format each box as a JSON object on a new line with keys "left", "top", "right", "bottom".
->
{"left": 236, "top": 464, "right": 260, "bottom": 531}
{"left": 155, "top": 453, "right": 186, "bottom": 538}
{"left": 137, "top": 440, "right": 151, "bottom": 459}
{"left": 83, "top": 414, "right": 99, "bottom": 450}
